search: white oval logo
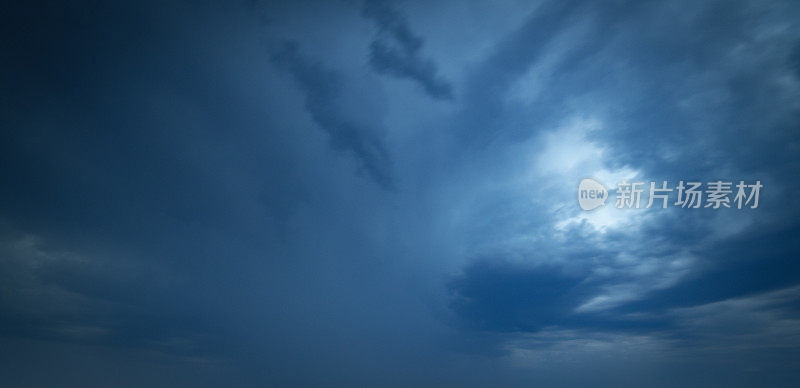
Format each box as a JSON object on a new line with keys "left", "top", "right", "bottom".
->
{"left": 578, "top": 178, "right": 608, "bottom": 211}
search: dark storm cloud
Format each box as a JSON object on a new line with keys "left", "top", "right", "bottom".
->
{"left": 270, "top": 41, "right": 395, "bottom": 189}
{"left": 0, "top": 0, "right": 314, "bottom": 362}
{"left": 448, "top": 260, "right": 585, "bottom": 332}
{"left": 362, "top": 0, "right": 453, "bottom": 100}
{"left": 3, "top": 0, "right": 800, "bottom": 386}
{"left": 1, "top": 2, "right": 442, "bottom": 384}
{"left": 437, "top": 0, "right": 800, "bottom": 362}
{"left": 446, "top": 253, "right": 673, "bottom": 331}
{"left": 621, "top": 223, "right": 800, "bottom": 313}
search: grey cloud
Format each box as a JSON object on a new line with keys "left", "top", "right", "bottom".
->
{"left": 362, "top": 0, "right": 453, "bottom": 100}
{"left": 453, "top": 0, "right": 587, "bottom": 148}
{"left": 4, "top": 0, "right": 800, "bottom": 385}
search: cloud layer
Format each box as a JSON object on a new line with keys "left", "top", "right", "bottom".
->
{"left": 2, "top": 0, "right": 800, "bottom": 386}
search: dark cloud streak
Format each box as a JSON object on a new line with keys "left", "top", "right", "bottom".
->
{"left": 362, "top": 0, "right": 453, "bottom": 100}
{"left": 270, "top": 41, "right": 396, "bottom": 189}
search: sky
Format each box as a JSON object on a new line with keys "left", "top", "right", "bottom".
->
{"left": 2, "top": 0, "right": 800, "bottom": 386}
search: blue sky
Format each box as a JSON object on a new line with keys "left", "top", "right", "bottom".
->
{"left": 2, "top": 0, "right": 800, "bottom": 386}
